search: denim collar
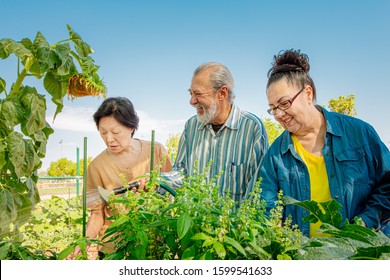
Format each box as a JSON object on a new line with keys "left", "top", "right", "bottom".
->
{"left": 280, "top": 106, "right": 342, "bottom": 155}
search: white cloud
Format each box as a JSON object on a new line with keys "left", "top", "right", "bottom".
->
{"left": 47, "top": 107, "right": 96, "bottom": 132}
{"left": 135, "top": 110, "right": 186, "bottom": 144}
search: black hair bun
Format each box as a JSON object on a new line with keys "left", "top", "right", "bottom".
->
{"left": 268, "top": 49, "right": 310, "bottom": 78}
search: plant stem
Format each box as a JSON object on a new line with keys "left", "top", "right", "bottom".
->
{"left": 10, "top": 68, "right": 28, "bottom": 97}
{"left": 69, "top": 50, "right": 82, "bottom": 66}
{"left": 10, "top": 57, "right": 34, "bottom": 97}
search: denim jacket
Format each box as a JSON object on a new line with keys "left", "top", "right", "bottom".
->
{"left": 260, "top": 106, "right": 390, "bottom": 236}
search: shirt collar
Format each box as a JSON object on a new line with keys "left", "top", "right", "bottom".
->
{"left": 280, "top": 105, "right": 342, "bottom": 154}
{"left": 319, "top": 106, "right": 342, "bottom": 137}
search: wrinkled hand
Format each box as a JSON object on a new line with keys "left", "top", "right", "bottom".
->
{"left": 133, "top": 177, "right": 148, "bottom": 193}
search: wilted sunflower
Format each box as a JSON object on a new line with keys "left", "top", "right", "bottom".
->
{"left": 67, "top": 74, "right": 107, "bottom": 100}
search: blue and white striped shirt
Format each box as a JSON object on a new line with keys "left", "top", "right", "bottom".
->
{"left": 160, "top": 104, "right": 268, "bottom": 204}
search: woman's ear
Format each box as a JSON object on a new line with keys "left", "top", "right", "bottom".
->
{"left": 305, "top": 86, "right": 314, "bottom": 104}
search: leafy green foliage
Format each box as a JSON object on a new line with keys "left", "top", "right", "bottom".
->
{"left": 19, "top": 196, "right": 83, "bottom": 253}
{"left": 165, "top": 133, "right": 181, "bottom": 162}
{"left": 327, "top": 94, "right": 357, "bottom": 116}
{"left": 0, "top": 26, "right": 105, "bottom": 240}
{"left": 0, "top": 195, "right": 84, "bottom": 260}
{"left": 285, "top": 197, "right": 390, "bottom": 259}
{"left": 101, "top": 168, "right": 302, "bottom": 260}
{"left": 0, "top": 240, "right": 56, "bottom": 260}
{"left": 47, "top": 158, "right": 76, "bottom": 176}
{"left": 262, "top": 118, "right": 283, "bottom": 145}
{"left": 283, "top": 196, "right": 343, "bottom": 227}
{"left": 47, "top": 156, "right": 92, "bottom": 176}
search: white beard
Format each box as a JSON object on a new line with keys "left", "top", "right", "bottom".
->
{"left": 195, "top": 99, "right": 217, "bottom": 124}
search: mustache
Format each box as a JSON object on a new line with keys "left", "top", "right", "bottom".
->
{"left": 193, "top": 104, "right": 204, "bottom": 109}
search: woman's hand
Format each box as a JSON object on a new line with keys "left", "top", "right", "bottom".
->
{"left": 133, "top": 177, "right": 148, "bottom": 193}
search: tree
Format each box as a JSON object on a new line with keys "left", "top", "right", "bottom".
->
{"left": 166, "top": 133, "right": 181, "bottom": 162}
{"left": 46, "top": 156, "right": 93, "bottom": 176}
{"left": 262, "top": 118, "right": 284, "bottom": 145}
{"left": 47, "top": 158, "right": 75, "bottom": 176}
{"left": 77, "top": 156, "right": 93, "bottom": 176}
{"left": 327, "top": 94, "right": 357, "bottom": 116}
{"left": 0, "top": 26, "right": 106, "bottom": 239}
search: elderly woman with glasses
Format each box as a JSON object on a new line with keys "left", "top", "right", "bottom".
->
{"left": 260, "top": 49, "right": 390, "bottom": 237}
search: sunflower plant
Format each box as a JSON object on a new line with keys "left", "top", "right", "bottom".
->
{"left": 0, "top": 25, "right": 106, "bottom": 241}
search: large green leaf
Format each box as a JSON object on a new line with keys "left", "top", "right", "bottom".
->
{"left": 5, "top": 190, "right": 17, "bottom": 221}
{"left": 191, "top": 232, "right": 214, "bottom": 247}
{"left": 19, "top": 38, "right": 33, "bottom": 50}
{"left": 0, "top": 189, "right": 8, "bottom": 216}
{"left": 32, "top": 130, "right": 49, "bottom": 157}
{"left": 319, "top": 223, "right": 375, "bottom": 245}
{"left": 57, "top": 244, "right": 76, "bottom": 260}
{"left": 191, "top": 232, "right": 212, "bottom": 241}
{"left": 213, "top": 241, "right": 226, "bottom": 259}
{"left": 28, "top": 32, "right": 52, "bottom": 78}
{"left": 19, "top": 86, "right": 47, "bottom": 136}
{"left": 50, "top": 42, "right": 77, "bottom": 76}
{"left": 24, "top": 177, "right": 40, "bottom": 204}
{"left": 136, "top": 230, "right": 148, "bottom": 247}
{"left": 283, "top": 196, "right": 343, "bottom": 227}
{"left": 223, "top": 236, "right": 247, "bottom": 257}
{"left": 108, "top": 214, "right": 129, "bottom": 229}
{"left": 79, "top": 56, "right": 99, "bottom": 76}
{"left": 181, "top": 245, "right": 195, "bottom": 260}
{"left": 67, "top": 25, "right": 94, "bottom": 58}
{"left": 0, "top": 141, "right": 6, "bottom": 169}
{"left": 14, "top": 194, "right": 33, "bottom": 226}
{"left": 0, "top": 77, "right": 5, "bottom": 93}
{"left": 6, "top": 131, "right": 40, "bottom": 178}
{"left": 43, "top": 72, "right": 66, "bottom": 120}
{"left": 177, "top": 212, "right": 192, "bottom": 240}
{"left": 0, "top": 38, "right": 32, "bottom": 60}
{"left": 0, "top": 99, "right": 22, "bottom": 138}
{"left": 351, "top": 245, "right": 390, "bottom": 260}
{"left": 57, "top": 55, "right": 75, "bottom": 76}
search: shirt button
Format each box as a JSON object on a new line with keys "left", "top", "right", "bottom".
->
{"left": 335, "top": 195, "right": 339, "bottom": 199}
{"left": 326, "top": 152, "right": 331, "bottom": 156}
{"left": 330, "top": 173, "right": 335, "bottom": 178}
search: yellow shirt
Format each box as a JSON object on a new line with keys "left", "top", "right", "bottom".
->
{"left": 292, "top": 135, "right": 331, "bottom": 237}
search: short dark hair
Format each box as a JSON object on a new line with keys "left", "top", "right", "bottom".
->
{"left": 93, "top": 97, "right": 139, "bottom": 137}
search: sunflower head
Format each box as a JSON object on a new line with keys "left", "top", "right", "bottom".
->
{"left": 67, "top": 74, "right": 107, "bottom": 100}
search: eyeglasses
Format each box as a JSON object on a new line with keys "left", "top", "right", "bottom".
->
{"left": 267, "top": 87, "right": 305, "bottom": 115}
{"left": 189, "top": 87, "right": 220, "bottom": 99}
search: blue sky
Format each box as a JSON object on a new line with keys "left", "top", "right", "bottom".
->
{"left": 1, "top": 0, "right": 389, "bottom": 171}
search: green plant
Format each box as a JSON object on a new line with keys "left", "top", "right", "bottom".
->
{"left": 0, "top": 25, "right": 106, "bottom": 240}
{"left": 20, "top": 196, "right": 83, "bottom": 253}
{"left": 284, "top": 197, "right": 390, "bottom": 259}
{"left": 0, "top": 240, "right": 57, "bottom": 260}
{"left": 100, "top": 167, "right": 302, "bottom": 260}
{"left": 328, "top": 94, "right": 357, "bottom": 116}
{"left": 46, "top": 156, "right": 93, "bottom": 176}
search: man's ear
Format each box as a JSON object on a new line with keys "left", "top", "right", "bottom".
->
{"left": 218, "top": 86, "right": 228, "bottom": 101}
